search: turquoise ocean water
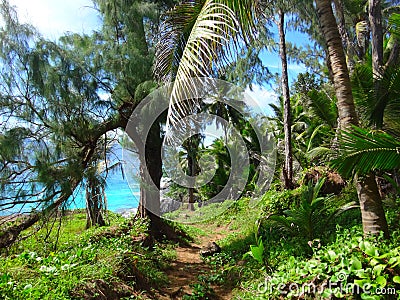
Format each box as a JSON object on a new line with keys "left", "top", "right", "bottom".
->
{"left": 1, "top": 144, "right": 140, "bottom": 215}
{"left": 69, "top": 171, "right": 140, "bottom": 213}
{"left": 69, "top": 144, "right": 140, "bottom": 213}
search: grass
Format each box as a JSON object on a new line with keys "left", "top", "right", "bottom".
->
{"left": 163, "top": 199, "right": 237, "bottom": 223}
{"left": 1, "top": 188, "right": 400, "bottom": 299}
{"left": 0, "top": 211, "right": 174, "bottom": 299}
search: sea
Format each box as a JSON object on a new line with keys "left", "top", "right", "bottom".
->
{"left": 68, "top": 143, "right": 140, "bottom": 215}
{"left": 0, "top": 143, "right": 140, "bottom": 216}
{"left": 69, "top": 170, "right": 140, "bottom": 215}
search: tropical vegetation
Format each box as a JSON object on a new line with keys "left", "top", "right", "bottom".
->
{"left": 0, "top": 0, "right": 400, "bottom": 299}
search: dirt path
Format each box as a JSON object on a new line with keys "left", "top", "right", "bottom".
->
{"left": 158, "top": 225, "right": 234, "bottom": 300}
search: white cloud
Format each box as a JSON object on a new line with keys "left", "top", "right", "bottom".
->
{"left": 8, "top": 0, "right": 100, "bottom": 38}
{"left": 265, "top": 62, "right": 306, "bottom": 75}
{"left": 245, "top": 85, "right": 277, "bottom": 116}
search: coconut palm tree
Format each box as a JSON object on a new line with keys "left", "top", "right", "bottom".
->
{"left": 331, "top": 47, "right": 400, "bottom": 183}
{"left": 154, "top": 0, "right": 261, "bottom": 126}
{"left": 154, "top": 0, "right": 389, "bottom": 237}
{"left": 313, "top": 0, "right": 389, "bottom": 238}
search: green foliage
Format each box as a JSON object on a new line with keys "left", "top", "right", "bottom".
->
{"left": 0, "top": 0, "right": 164, "bottom": 242}
{"left": 389, "top": 13, "right": 400, "bottom": 40}
{"left": 244, "top": 232, "right": 265, "bottom": 265}
{"left": 331, "top": 126, "right": 400, "bottom": 178}
{"left": 352, "top": 62, "right": 400, "bottom": 131}
{"left": 0, "top": 211, "right": 173, "bottom": 299}
{"left": 264, "top": 179, "right": 328, "bottom": 241}
{"left": 262, "top": 179, "right": 359, "bottom": 249}
{"left": 242, "top": 226, "right": 400, "bottom": 299}
{"left": 163, "top": 199, "right": 236, "bottom": 223}
{"left": 183, "top": 281, "right": 215, "bottom": 300}
{"left": 155, "top": 0, "right": 259, "bottom": 125}
{"left": 261, "top": 187, "right": 300, "bottom": 213}
{"left": 306, "top": 89, "right": 338, "bottom": 129}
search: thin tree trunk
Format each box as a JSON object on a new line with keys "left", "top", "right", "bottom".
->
{"left": 315, "top": 0, "right": 389, "bottom": 238}
{"left": 278, "top": 9, "right": 293, "bottom": 190}
{"left": 187, "top": 137, "right": 197, "bottom": 211}
{"left": 188, "top": 188, "right": 195, "bottom": 211}
{"left": 86, "top": 181, "right": 106, "bottom": 229}
{"left": 369, "top": 0, "right": 384, "bottom": 78}
{"left": 333, "top": 0, "right": 356, "bottom": 73}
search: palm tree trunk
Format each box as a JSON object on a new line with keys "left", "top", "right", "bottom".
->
{"left": 315, "top": 0, "right": 358, "bottom": 128}
{"left": 315, "top": 0, "right": 389, "bottom": 238}
{"left": 357, "top": 174, "right": 389, "bottom": 237}
{"left": 333, "top": 0, "right": 356, "bottom": 73}
{"left": 278, "top": 9, "right": 294, "bottom": 190}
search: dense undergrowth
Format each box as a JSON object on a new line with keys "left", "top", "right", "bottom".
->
{"left": 1, "top": 186, "right": 399, "bottom": 299}
{"left": 0, "top": 212, "right": 176, "bottom": 299}
{"left": 181, "top": 185, "right": 400, "bottom": 300}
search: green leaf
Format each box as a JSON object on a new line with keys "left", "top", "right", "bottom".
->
{"left": 321, "top": 289, "right": 332, "bottom": 298}
{"left": 375, "top": 276, "right": 386, "bottom": 288}
{"left": 359, "top": 240, "right": 380, "bottom": 257}
{"left": 373, "top": 264, "right": 386, "bottom": 277}
{"left": 327, "top": 250, "right": 338, "bottom": 261}
{"left": 355, "top": 269, "right": 370, "bottom": 279}
{"left": 350, "top": 257, "right": 362, "bottom": 271}
{"left": 360, "top": 295, "right": 380, "bottom": 300}
{"left": 355, "top": 279, "right": 370, "bottom": 287}
{"left": 393, "top": 276, "right": 400, "bottom": 283}
{"left": 369, "top": 258, "right": 380, "bottom": 267}
{"left": 249, "top": 239, "right": 264, "bottom": 264}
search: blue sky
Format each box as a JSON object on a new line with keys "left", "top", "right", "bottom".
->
{"left": 9, "top": 0, "right": 101, "bottom": 39}
{"left": 247, "top": 26, "right": 311, "bottom": 115}
{"left": 7, "top": 0, "right": 310, "bottom": 116}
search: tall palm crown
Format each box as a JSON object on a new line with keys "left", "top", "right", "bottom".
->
{"left": 154, "top": 0, "right": 262, "bottom": 127}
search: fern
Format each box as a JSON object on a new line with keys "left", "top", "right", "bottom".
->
{"left": 265, "top": 178, "right": 358, "bottom": 241}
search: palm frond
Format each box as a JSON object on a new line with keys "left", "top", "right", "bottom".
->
{"left": 351, "top": 63, "right": 375, "bottom": 126}
{"left": 330, "top": 126, "right": 400, "bottom": 178}
{"left": 389, "top": 13, "right": 400, "bottom": 40}
{"left": 154, "top": 1, "right": 203, "bottom": 82}
{"left": 379, "top": 66, "right": 400, "bottom": 132}
{"left": 266, "top": 214, "right": 299, "bottom": 236}
{"left": 306, "top": 146, "right": 334, "bottom": 162}
{"left": 352, "top": 60, "right": 400, "bottom": 131}
{"left": 307, "top": 89, "right": 338, "bottom": 128}
{"left": 268, "top": 102, "right": 283, "bottom": 120}
{"left": 155, "top": 0, "right": 260, "bottom": 128}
